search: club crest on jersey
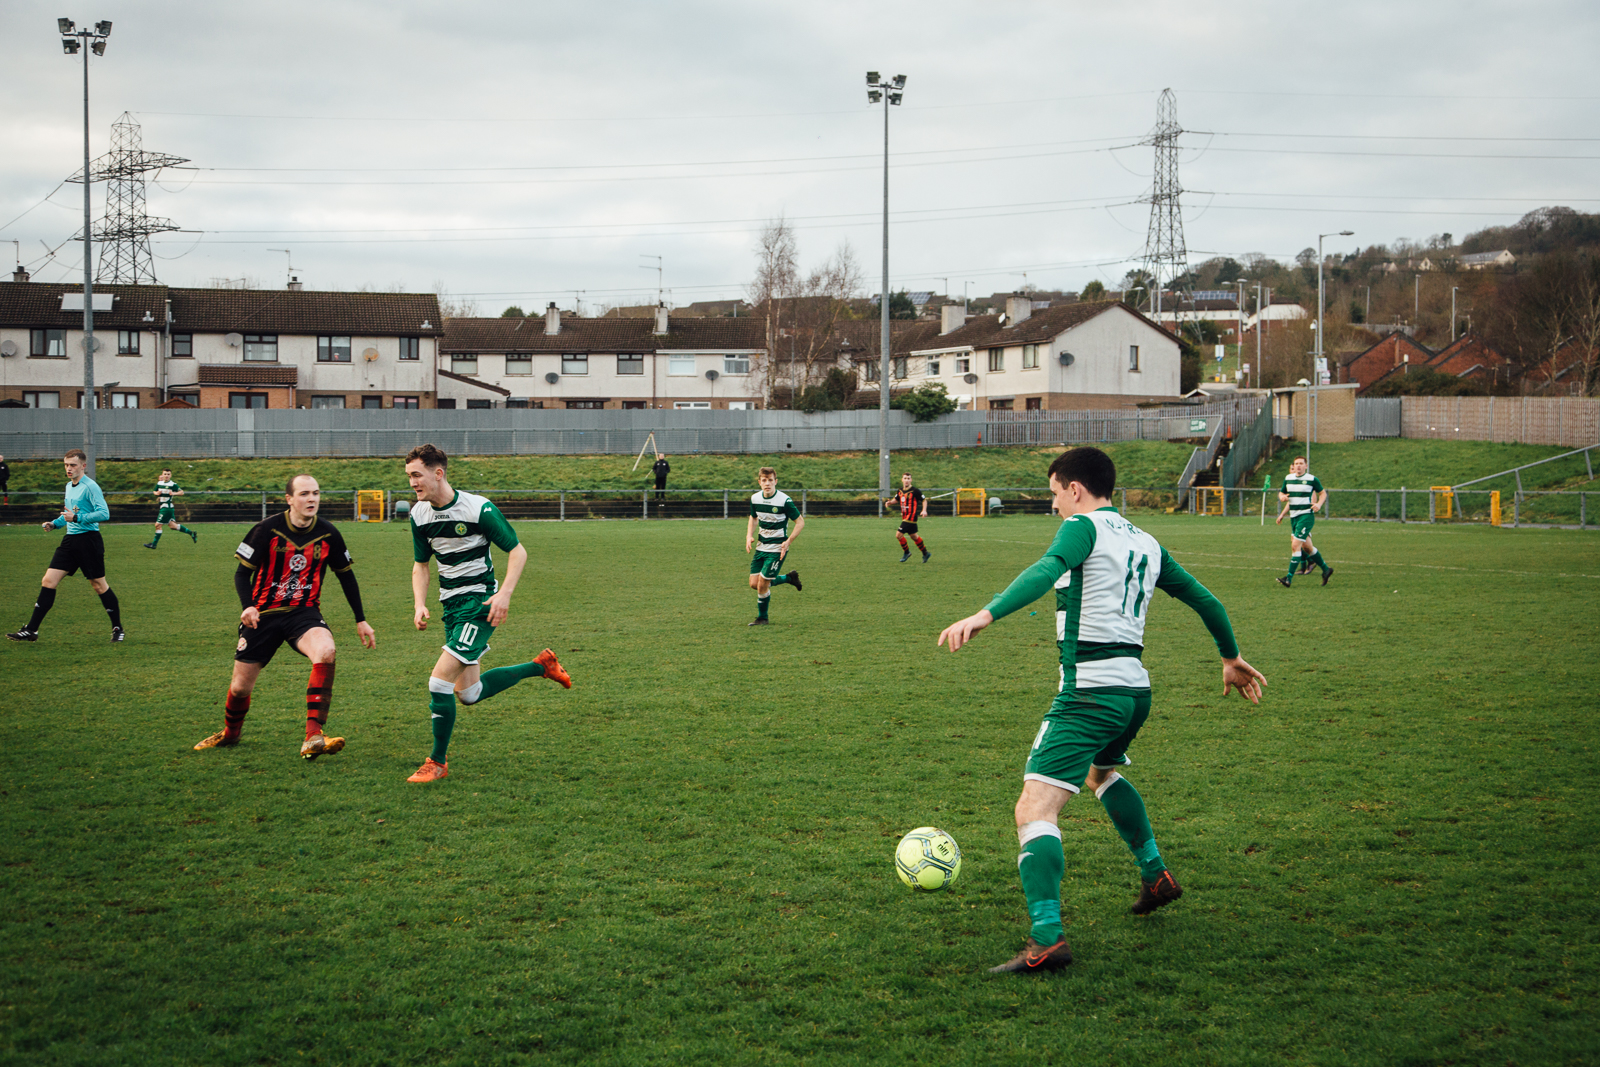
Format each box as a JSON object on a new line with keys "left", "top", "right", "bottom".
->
{"left": 454, "top": 522, "right": 467, "bottom": 535}
{"left": 288, "top": 554, "right": 308, "bottom": 572}
{"left": 236, "top": 637, "right": 248, "bottom": 652}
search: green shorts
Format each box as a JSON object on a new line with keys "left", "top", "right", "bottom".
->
{"left": 750, "top": 551, "right": 785, "bottom": 580}
{"left": 441, "top": 598, "right": 495, "bottom": 665}
{"left": 156, "top": 506, "right": 176, "bottom": 524}
{"left": 1290, "top": 514, "right": 1315, "bottom": 540}
{"left": 1024, "top": 690, "right": 1152, "bottom": 794}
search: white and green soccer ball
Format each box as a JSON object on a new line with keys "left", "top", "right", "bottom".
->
{"left": 894, "top": 826, "right": 962, "bottom": 891}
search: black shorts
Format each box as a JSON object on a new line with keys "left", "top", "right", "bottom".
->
{"left": 48, "top": 531, "right": 106, "bottom": 580}
{"left": 897, "top": 520, "right": 920, "bottom": 536}
{"left": 236, "top": 605, "right": 329, "bottom": 666}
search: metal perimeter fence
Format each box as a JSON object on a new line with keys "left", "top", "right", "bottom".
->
{"left": 7, "top": 480, "right": 1587, "bottom": 527}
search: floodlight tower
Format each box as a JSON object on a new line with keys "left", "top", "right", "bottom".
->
{"left": 70, "top": 112, "right": 188, "bottom": 284}
{"left": 1139, "top": 89, "right": 1190, "bottom": 323}
{"left": 58, "top": 16, "right": 111, "bottom": 476}
{"left": 867, "top": 70, "right": 906, "bottom": 500}
{"left": 1311, "top": 228, "right": 1354, "bottom": 466}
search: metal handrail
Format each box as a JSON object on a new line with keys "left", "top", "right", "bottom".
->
{"left": 1450, "top": 442, "right": 1599, "bottom": 492}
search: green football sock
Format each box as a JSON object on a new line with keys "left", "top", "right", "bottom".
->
{"left": 757, "top": 594, "right": 770, "bottom": 619}
{"left": 476, "top": 660, "right": 545, "bottom": 702}
{"left": 429, "top": 689, "right": 457, "bottom": 763}
{"left": 1017, "top": 825, "right": 1065, "bottom": 945}
{"left": 179, "top": 525, "right": 194, "bottom": 535}
{"left": 769, "top": 573, "right": 788, "bottom": 586}
{"left": 1310, "top": 551, "right": 1329, "bottom": 574}
{"left": 1285, "top": 556, "right": 1299, "bottom": 580}
{"left": 1098, "top": 776, "right": 1166, "bottom": 881}
{"left": 151, "top": 530, "right": 162, "bottom": 546}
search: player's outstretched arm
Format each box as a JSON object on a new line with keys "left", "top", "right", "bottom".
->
{"left": 745, "top": 514, "right": 757, "bottom": 553}
{"left": 486, "top": 543, "right": 528, "bottom": 627}
{"left": 1221, "top": 656, "right": 1267, "bottom": 704}
{"left": 938, "top": 609, "right": 994, "bottom": 652}
{"left": 412, "top": 561, "right": 432, "bottom": 630}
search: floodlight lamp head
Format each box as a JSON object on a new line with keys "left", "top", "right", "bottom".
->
{"left": 1339, "top": 230, "right": 1354, "bottom": 236}
{"left": 867, "top": 90, "right": 882, "bottom": 103}
{"left": 94, "top": 20, "right": 111, "bottom": 35}
{"left": 58, "top": 17, "right": 74, "bottom": 33}
{"left": 62, "top": 37, "right": 80, "bottom": 53}
{"left": 90, "top": 39, "right": 105, "bottom": 55}
{"left": 892, "top": 74, "right": 906, "bottom": 88}
{"left": 888, "top": 92, "right": 903, "bottom": 105}
{"left": 866, "top": 71, "right": 880, "bottom": 85}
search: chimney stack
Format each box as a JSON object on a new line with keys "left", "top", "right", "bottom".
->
{"left": 939, "top": 303, "right": 966, "bottom": 336}
{"left": 1005, "top": 294, "right": 1033, "bottom": 325}
{"left": 9, "top": 266, "right": 29, "bottom": 283}
{"left": 545, "top": 302, "right": 561, "bottom": 336}
{"left": 287, "top": 275, "right": 302, "bottom": 292}
{"left": 654, "top": 303, "right": 669, "bottom": 335}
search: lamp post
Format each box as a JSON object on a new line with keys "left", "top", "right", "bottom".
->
{"left": 1253, "top": 283, "right": 1262, "bottom": 390}
{"left": 1312, "top": 229, "right": 1353, "bottom": 466}
{"left": 60, "top": 17, "right": 112, "bottom": 477}
{"left": 867, "top": 71, "right": 905, "bottom": 500}
{"left": 1451, "top": 286, "right": 1459, "bottom": 342}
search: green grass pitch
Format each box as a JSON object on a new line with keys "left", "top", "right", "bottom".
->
{"left": 1, "top": 512, "right": 1596, "bottom": 1066}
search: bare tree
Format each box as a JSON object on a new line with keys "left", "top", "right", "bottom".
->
{"left": 1565, "top": 258, "right": 1600, "bottom": 396}
{"left": 432, "top": 281, "right": 479, "bottom": 320}
{"left": 748, "top": 218, "right": 798, "bottom": 400}
{"left": 747, "top": 220, "right": 864, "bottom": 405}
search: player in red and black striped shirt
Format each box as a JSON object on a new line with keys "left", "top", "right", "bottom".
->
{"left": 194, "top": 474, "right": 376, "bottom": 760}
{"left": 886, "top": 471, "right": 931, "bottom": 563}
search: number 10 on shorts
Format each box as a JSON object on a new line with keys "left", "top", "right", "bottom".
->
{"left": 458, "top": 622, "right": 478, "bottom": 647}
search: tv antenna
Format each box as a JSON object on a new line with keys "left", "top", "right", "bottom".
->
{"left": 267, "top": 249, "right": 299, "bottom": 286}
{"left": 641, "top": 254, "right": 663, "bottom": 307}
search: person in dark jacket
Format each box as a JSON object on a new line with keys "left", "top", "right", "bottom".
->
{"left": 652, "top": 454, "right": 670, "bottom": 508}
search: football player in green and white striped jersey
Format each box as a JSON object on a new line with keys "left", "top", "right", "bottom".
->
{"left": 403, "top": 443, "right": 570, "bottom": 783}
{"left": 939, "top": 446, "right": 1266, "bottom": 975}
{"left": 744, "top": 466, "right": 804, "bottom": 626}
{"left": 1275, "top": 455, "right": 1332, "bottom": 586}
{"left": 143, "top": 467, "right": 198, "bottom": 549}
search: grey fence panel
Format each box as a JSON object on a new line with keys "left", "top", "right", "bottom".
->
{"left": 1355, "top": 398, "right": 1402, "bottom": 439}
{"left": 0, "top": 401, "right": 1272, "bottom": 460}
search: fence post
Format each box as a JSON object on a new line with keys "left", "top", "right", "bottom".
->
{"left": 723, "top": 490, "right": 729, "bottom": 519}
{"left": 559, "top": 491, "right": 565, "bottom": 521}
{"left": 1514, "top": 491, "right": 1520, "bottom": 527}
{"left": 1581, "top": 491, "right": 1586, "bottom": 528}
{"left": 1401, "top": 487, "right": 1406, "bottom": 523}
{"left": 1375, "top": 490, "right": 1380, "bottom": 521}
{"left": 643, "top": 491, "right": 648, "bottom": 519}
{"left": 260, "top": 491, "right": 267, "bottom": 521}
{"left": 802, "top": 488, "right": 807, "bottom": 516}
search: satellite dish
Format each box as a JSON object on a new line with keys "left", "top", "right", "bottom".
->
{"left": 705, "top": 369, "right": 720, "bottom": 381}
{"left": 545, "top": 372, "right": 560, "bottom": 384}
{"left": 79, "top": 336, "right": 102, "bottom": 353}
{"left": 225, "top": 332, "right": 243, "bottom": 348}
{"left": 0, "top": 340, "right": 16, "bottom": 357}
{"left": 1058, "top": 351, "right": 1075, "bottom": 367}
{"left": 963, "top": 372, "right": 978, "bottom": 384}
{"left": 362, "top": 347, "right": 380, "bottom": 362}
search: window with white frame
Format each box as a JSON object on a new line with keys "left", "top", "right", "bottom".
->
{"left": 668, "top": 356, "right": 696, "bottom": 376}
{"left": 311, "top": 395, "right": 346, "bottom": 409}
{"left": 988, "top": 347, "right": 1005, "bottom": 372}
{"left": 23, "top": 391, "right": 60, "bottom": 408}
{"left": 398, "top": 336, "right": 420, "bottom": 361}
{"left": 674, "top": 401, "right": 711, "bottom": 409}
{"left": 1129, "top": 344, "right": 1140, "bottom": 371}
{"left": 117, "top": 330, "right": 140, "bottom": 355}
{"left": 617, "top": 354, "right": 644, "bottom": 375}
{"left": 723, "top": 355, "right": 750, "bottom": 375}
{"left": 728, "top": 401, "right": 754, "bottom": 409}
{"left": 30, "top": 329, "right": 66, "bottom": 357}
{"left": 317, "top": 336, "right": 352, "bottom": 363}
{"left": 243, "top": 334, "right": 278, "bottom": 362}
{"left": 451, "top": 355, "right": 478, "bottom": 375}
{"left": 1022, "top": 344, "right": 1040, "bottom": 369}
{"left": 505, "top": 354, "right": 532, "bottom": 375}
{"left": 862, "top": 360, "right": 879, "bottom": 382}
{"left": 562, "top": 354, "right": 588, "bottom": 375}
{"left": 393, "top": 396, "right": 419, "bottom": 408}
{"left": 955, "top": 356, "right": 970, "bottom": 374}
{"left": 926, "top": 357, "right": 941, "bottom": 376}
{"left": 110, "top": 392, "right": 139, "bottom": 408}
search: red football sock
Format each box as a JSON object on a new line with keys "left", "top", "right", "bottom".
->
{"left": 913, "top": 535, "right": 926, "bottom": 549}
{"left": 223, "top": 690, "right": 250, "bottom": 740}
{"left": 306, "top": 663, "right": 335, "bottom": 739}
{"left": 897, "top": 534, "right": 908, "bottom": 550}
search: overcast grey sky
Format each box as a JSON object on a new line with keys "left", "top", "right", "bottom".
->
{"left": 2, "top": 0, "right": 1596, "bottom": 313}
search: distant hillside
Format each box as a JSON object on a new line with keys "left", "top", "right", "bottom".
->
{"left": 1458, "top": 207, "right": 1600, "bottom": 258}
